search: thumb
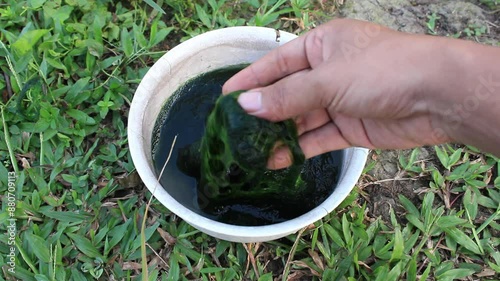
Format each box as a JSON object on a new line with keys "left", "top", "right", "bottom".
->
{"left": 237, "top": 69, "right": 330, "bottom": 122}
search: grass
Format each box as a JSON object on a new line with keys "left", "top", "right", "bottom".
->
{"left": 0, "top": 0, "right": 499, "bottom": 280}
{"left": 481, "top": 0, "right": 500, "bottom": 10}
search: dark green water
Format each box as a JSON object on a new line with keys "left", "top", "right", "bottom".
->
{"left": 152, "top": 66, "right": 343, "bottom": 226}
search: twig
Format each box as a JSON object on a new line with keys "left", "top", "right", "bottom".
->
{"left": 485, "top": 9, "right": 500, "bottom": 14}
{"left": 416, "top": 257, "right": 430, "bottom": 276}
{"left": 209, "top": 250, "right": 222, "bottom": 268}
{"left": 1, "top": 107, "right": 19, "bottom": 173}
{"left": 359, "top": 176, "right": 425, "bottom": 188}
{"left": 282, "top": 227, "right": 307, "bottom": 281}
{"left": 0, "top": 41, "right": 21, "bottom": 91}
{"left": 147, "top": 0, "right": 164, "bottom": 24}
{"left": 141, "top": 135, "right": 178, "bottom": 281}
{"left": 243, "top": 243, "right": 260, "bottom": 279}
{"left": 146, "top": 243, "right": 169, "bottom": 268}
{"left": 485, "top": 20, "right": 499, "bottom": 28}
{"left": 3, "top": 71, "right": 12, "bottom": 100}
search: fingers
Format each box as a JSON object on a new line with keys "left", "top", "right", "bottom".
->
{"left": 267, "top": 109, "right": 331, "bottom": 169}
{"left": 299, "top": 122, "right": 352, "bottom": 158}
{"left": 268, "top": 122, "right": 352, "bottom": 169}
{"left": 237, "top": 64, "right": 335, "bottom": 122}
{"left": 295, "top": 109, "right": 330, "bottom": 135}
{"left": 222, "top": 18, "right": 388, "bottom": 95}
{"left": 222, "top": 32, "right": 311, "bottom": 94}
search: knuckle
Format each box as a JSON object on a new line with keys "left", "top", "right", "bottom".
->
{"left": 249, "top": 64, "right": 266, "bottom": 87}
{"left": 304, "top": 29, "right": 325, "bottom": 61}
{"left": 294, "top": 115, "right": 306, "bottom": 134}
{"left": 275, "top": 47, "right": 291, "bottom": 76}
{"left": 266, "top": 84, "right": 289, "bottom": 121}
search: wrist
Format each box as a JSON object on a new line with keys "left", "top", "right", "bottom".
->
{"left": 425, "top": 38, "right": 500, "bottom": 154}
{"left": 403, "top": 35, "right": 462, "bottom": 144}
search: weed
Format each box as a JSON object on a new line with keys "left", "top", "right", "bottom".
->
{"left": 480, "top": 0, "right": 500, "bottom": 9}
{"left": 426, "top": 12, "right": 441, "bottom": 35}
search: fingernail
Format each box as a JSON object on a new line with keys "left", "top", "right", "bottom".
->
{"left": 237, "top": 91, "right": 262, "bottom": 113}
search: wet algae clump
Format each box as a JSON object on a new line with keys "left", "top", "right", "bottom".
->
{"left": 199, "top": 91, "right": 305, "bottom": 199}
{"left": 152, "top": 66, "right": 342, "bottom": 226}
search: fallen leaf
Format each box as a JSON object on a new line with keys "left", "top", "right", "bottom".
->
{"left": 117, "top": 171, "right": 142, "bottom": 188}
{"left": 21, "top": 157, "right": 31, "bottom": 169}
{"left": 157, "top": 227, "right": 176, "bottom": 245}
{"left": 475, "top": 268, "right": 496, "bottom": 277}
{"left": 291, "top": 261, "right": 321, "bottom": 277}
{"left": 308, "top": 249, "right": 324, "bottom": 271}
{"left": 287, "top": 270, "right": 312, "bottom": 281}
{"left": 122, "top": 261, "right": 141, "bottom": 270}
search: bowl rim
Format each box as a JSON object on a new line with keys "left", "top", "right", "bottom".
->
{"left": 128, "top": 26, "right": 369, "bottom": 242}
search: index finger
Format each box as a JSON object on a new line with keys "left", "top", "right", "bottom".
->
{"left": 222, "top": 32, "right": 311, "bottom": 94}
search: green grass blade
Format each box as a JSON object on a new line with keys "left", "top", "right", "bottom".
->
{"left": 40, "top": 210, "right": 89, "bottom": 223}
{"left": 405, "top": 214, "right": 425, "bottom": 232}
{"left": 143, "top": 0, "right": 166, "bottom": 15}
{"left": 66, "top": 232, "right": 105, "bottom": 260}
{"left": 436, "top": 216, "right": 467, "bottom": 228}
{"left": 477, "top": 207, "right": 500, "bottom": 234}
{"left": 26, "top": 233, "right": 51, "bottom": 263}
{"left": 399, "top": 195, "right": 419, "bottom": 217}
{"left": 419, "top": 263, "right": 432, "bottom": 280}
{"left": 437, "top": 268, "right": 475, "bottom": 280}
{"left": 6, "top": 266, "right": 36, "bottom": 281}
{"left": 12, "top": 29, "right": 49, "bottom": 55}
{"left": 121, "top": 28, "right": 133, "bottom": 58}
{"left": 434, "top": 146, "right": 449, "bottom": 169}
{"left": 463, "top": 188, "right": 478, "bottom": 220}
{"left": 342, "top": 214, "right": 352, "bottom": 247}
{"left": 1, "top": 107, "right": 19, "bottom": 173}
{"left": 448, "top": 148, "right": 463, "bottom": 167}
{"left": 407, "top": 258, "right": 417, "bottom": 281}
{"left": 443, "top": 227, "right": 482, "bottom": 255}
{"left": 323, "top": 223, "right": 346, "bottom": 248}
{"left": 390, "top": 227, "right": 404, "bottom": 262}
{"left": 16, "top": 239, "right": 39, "bottom": 275}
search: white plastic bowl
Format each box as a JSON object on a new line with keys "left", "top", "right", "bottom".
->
{"left": 128, "top": 26, "right": 369, "bottom": 242}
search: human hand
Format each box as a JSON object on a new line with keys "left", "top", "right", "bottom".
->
{"left": 223, "top": 19, "right": 456, "bottom": 169}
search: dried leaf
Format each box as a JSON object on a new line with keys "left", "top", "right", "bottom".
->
{"left": 291, "top": 261, "right": 321, "bottom": 277}
{"left": 308, "top": 249, "right": 324, "bottom": 271}
{"left": 122, "top": 261, "right": 142, "bottom": 270}
{"left": 117, "top": 171, "right": 142, "bottom": 188}
{"left": 157, "top": 227, "right": 176, "bottom": 245}
{"left": 475, "top": 268, "right": 496, "bottom": 277}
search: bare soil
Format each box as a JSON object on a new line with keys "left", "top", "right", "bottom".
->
{"left": 340, "top": 0, "right": 499, "bottom": 45}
